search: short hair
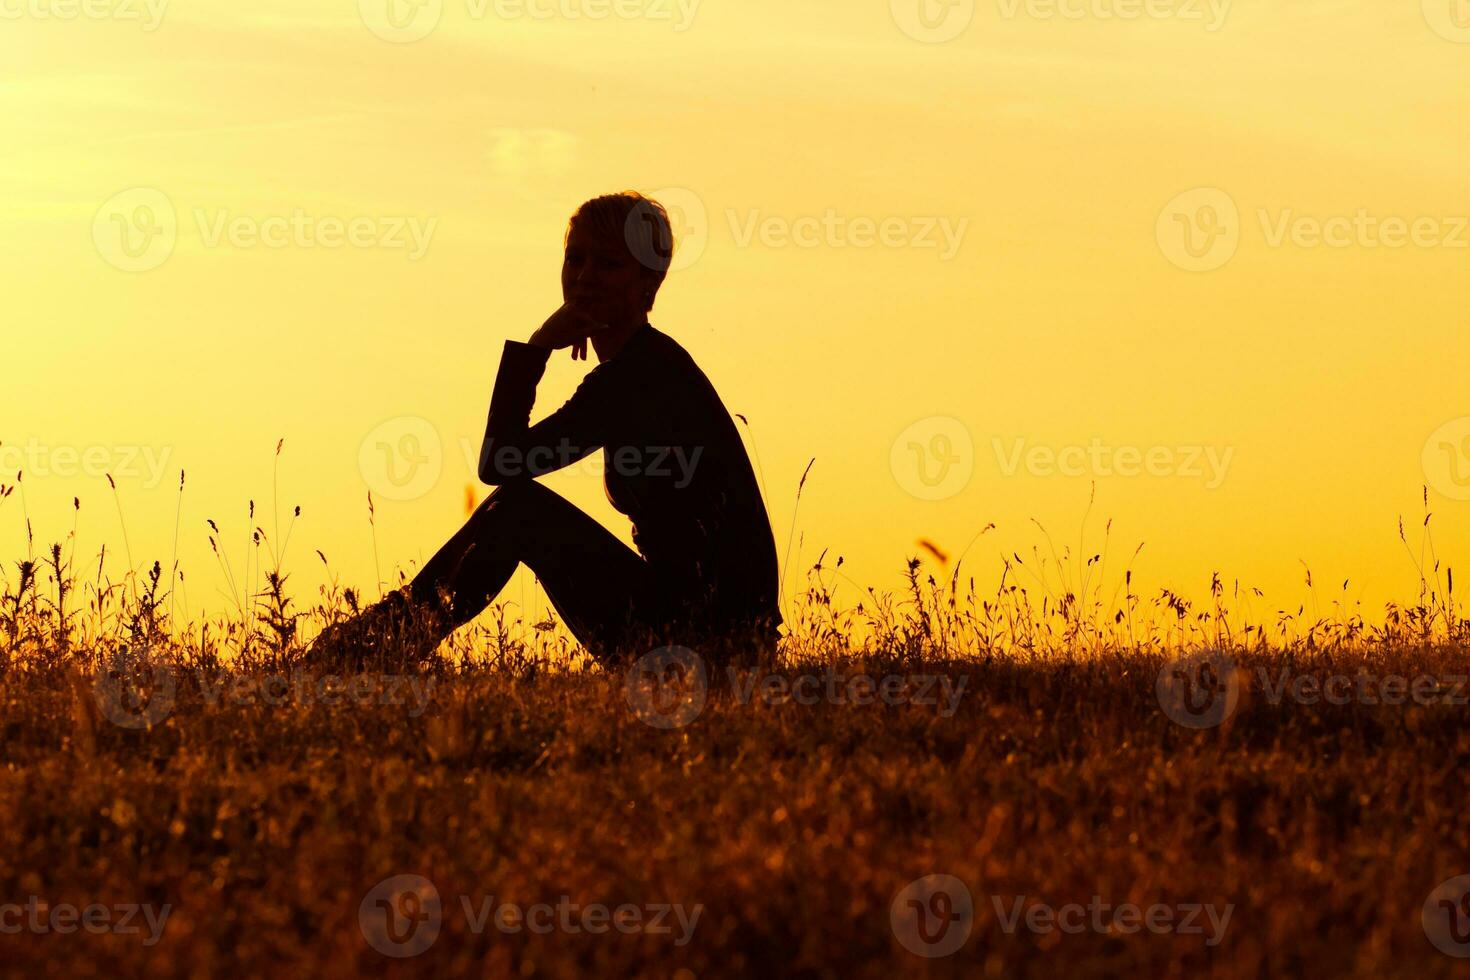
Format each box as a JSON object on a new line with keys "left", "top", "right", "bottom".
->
{"left": 565, "top": 191, "right": 674, "bottom": 310}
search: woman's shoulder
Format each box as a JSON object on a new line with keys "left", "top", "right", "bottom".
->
{"left": 616, "top": 323, "right": 700, "bottom": 378}
{"left": 643, "top": 324, "right": 711, "bottom": 371}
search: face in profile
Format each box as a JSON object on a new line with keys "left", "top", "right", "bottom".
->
{"left": 562, "top": 223, "right": 654, "bottom": 329}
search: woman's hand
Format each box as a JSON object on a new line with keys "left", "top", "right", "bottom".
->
{"left": 529, "top": 302, "right": 607, "bottom": 361}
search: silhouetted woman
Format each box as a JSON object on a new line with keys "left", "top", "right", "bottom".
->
{"left": 309, "top": 192, "right": 783, "bottom": 667}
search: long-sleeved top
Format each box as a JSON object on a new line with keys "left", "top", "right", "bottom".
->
{"left": 478, "top": 322, "right": 782, "bottom": 636}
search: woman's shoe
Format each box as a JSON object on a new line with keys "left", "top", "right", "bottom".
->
{"left": 300, "top": 588, "right": 449, "bottom": 672}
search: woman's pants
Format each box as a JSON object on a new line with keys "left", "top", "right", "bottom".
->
{"left": 406, "top": 479, "right": 704, "bottom": 662}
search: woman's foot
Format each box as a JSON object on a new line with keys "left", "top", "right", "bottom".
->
{"left": 300, "top": 588, "right": 450, "bottom": 673}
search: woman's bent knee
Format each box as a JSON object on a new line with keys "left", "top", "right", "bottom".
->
{"left": 479, "top": 478, "right": 556, "bottom": 515}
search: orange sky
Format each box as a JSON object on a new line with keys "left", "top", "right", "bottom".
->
{"left": 2, "top": 0, "right": 1467, "bottom": 635}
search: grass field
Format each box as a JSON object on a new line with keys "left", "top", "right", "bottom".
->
{"left": 2, "top": 496, "right": 1469, "bottom": 977}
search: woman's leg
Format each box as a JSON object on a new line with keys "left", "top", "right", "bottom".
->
{"left": 408, "top": 479, "right": 664, "bottom": 661}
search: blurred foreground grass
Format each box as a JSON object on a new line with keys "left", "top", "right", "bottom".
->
{"left": 2, "top": 642, "right": 1470, "bottom": 977}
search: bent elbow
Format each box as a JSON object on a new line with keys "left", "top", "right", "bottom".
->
{"left": 478, "top": 440, "right": 510, "bottom": 486}
{"left": 479, "top": 438, "right": 535, "bottom": 485}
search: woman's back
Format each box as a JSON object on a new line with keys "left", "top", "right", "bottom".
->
{"left": 594, "top": 323, "right": 782, "bottom": 635}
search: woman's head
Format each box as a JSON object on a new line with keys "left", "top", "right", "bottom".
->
{"left": 563, "top": 192, "right": 674, "bottom": 328}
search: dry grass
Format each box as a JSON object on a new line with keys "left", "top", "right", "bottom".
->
{"left": 1, "top": 474, "right": 1468, "bottom": 978}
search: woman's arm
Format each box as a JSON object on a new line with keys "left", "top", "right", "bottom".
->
{"left": 476, "top": 318, "right": 619, "bottom": 486}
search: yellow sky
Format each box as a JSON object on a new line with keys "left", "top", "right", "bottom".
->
{"left": 2, "top": 0, "right": 1467, "bottom": 632}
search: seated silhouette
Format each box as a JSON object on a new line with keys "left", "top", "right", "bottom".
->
{"left": 309, "top": 191, "right": 783, "bottom": 667}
